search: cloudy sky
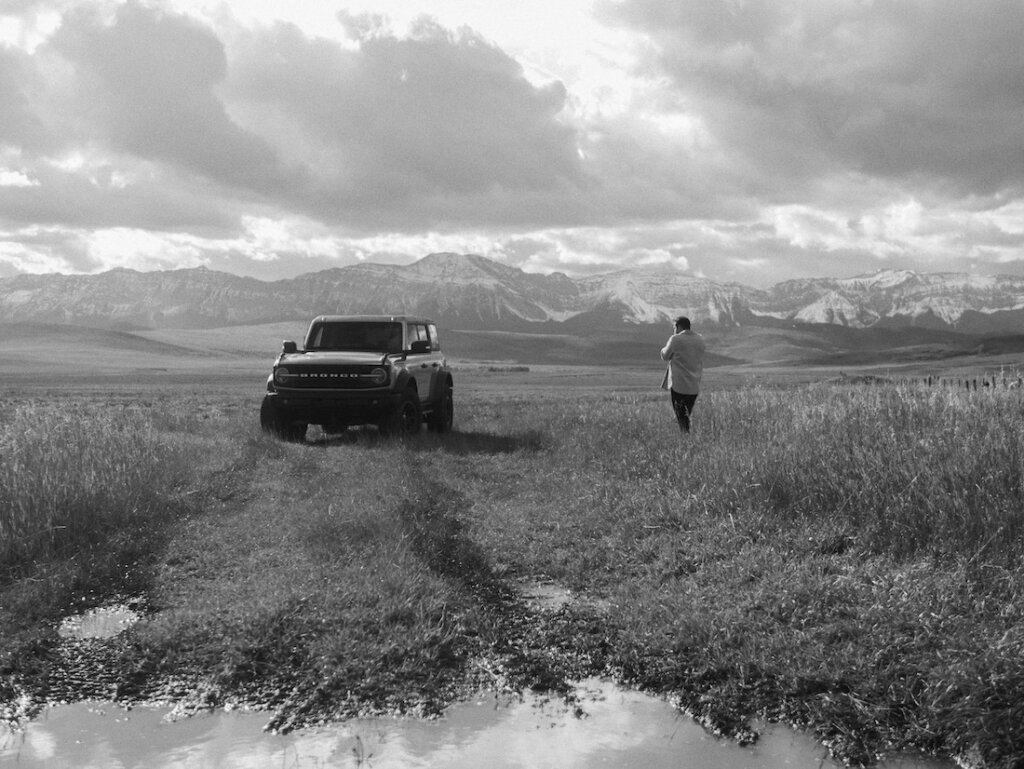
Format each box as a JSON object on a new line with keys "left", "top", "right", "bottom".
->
{"left": 0, "top": 0, "right": 1021, "bottom": 286}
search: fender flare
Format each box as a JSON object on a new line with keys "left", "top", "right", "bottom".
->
{"left": 392, "top": 368, "right": 418, "bottom": 393}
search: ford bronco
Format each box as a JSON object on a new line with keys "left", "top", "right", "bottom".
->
{"left": 260, "top": 315, "right": 454, "bottom": 441}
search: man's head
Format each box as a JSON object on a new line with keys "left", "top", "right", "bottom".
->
{"left": 674, "top": 316, "right": 691, "bottom": 332}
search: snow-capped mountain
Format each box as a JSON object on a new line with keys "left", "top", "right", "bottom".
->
{"left": 1, "top": 254, "right": 1023, "bottom": 334}
{"left": 755, "top": 269, "right": 1024, "bottom": 332}
{"left": 574, "top": 267, "right": 757, "bottom": 325}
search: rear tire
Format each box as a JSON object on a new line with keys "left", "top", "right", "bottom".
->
{"left": 427, "top": 380, "right": 454, "bottom": 433}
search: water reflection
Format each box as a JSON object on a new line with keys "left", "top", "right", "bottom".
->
{"left": 1, "top": 680, "right": 954, "bottom": 769}
{"left": 58, "top": 603, "right": 141, "bottom": 640}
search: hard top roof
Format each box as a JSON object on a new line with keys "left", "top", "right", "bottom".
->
{"left": 308, "top": 315, "right": 435, "bottom": 324}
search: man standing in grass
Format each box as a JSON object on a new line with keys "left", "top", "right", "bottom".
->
{"left": 661, "top": 316, "right": 706, "bottom": 432}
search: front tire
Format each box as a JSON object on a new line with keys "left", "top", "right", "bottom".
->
{"left": 381, "top": 389, "right": 421, "bottom": 437}
{"left": 260, "top": 395, "right": 307, "bottom": 442}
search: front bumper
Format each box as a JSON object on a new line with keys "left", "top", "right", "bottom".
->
{"left": 267, "top": 389, "right": 402, "bottom": 426}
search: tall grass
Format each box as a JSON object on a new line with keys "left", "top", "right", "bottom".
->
{"left": 0, "top": 403, "right": 184, "bottom": 571}
{"left": 711, "top": 383, "right": 1024, "bottom": 562}
{"left": 535, "top": 383, "right": 1024, "bottom": 567}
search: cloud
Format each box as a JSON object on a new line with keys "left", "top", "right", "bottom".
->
{"left": 0, "top": 45, "right": 51, "bottom": 150}
{"left": 0, "top": 161, "right": 241, "bottom": 231}
{"left": 223, "top": 15, "right": 586, "bottom": 228}
{"left": 1, "top": 2, "right": 593, "bottom": 237}
{"left": 604, "top": 0, "right": 1024, "bottom": 197}
{"left": 46, "top": 2, "right": 295, "bottom": 192}
{"left": 0, "top": 0, "right": 1021, "bottom": 283}
{"left": 0, "top": 2, "right": 283, "bottom": 235}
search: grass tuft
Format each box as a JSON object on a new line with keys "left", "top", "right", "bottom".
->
{"left": 0, "top": 403, "right": 187, "bottom": 572}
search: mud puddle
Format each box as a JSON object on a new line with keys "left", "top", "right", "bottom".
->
{"left": 0, "top": 679, "right": 954, "bottom": 769}
{"left": 57, "top": 602, "right": 142, "bottom": 641}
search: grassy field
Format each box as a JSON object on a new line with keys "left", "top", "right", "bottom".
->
{"left": 1, "top": 367, "right": 1022, "bottom": 768}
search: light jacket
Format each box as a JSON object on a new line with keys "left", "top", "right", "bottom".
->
{"left": 660, "top": 330, "right": 706, "bottom": 395}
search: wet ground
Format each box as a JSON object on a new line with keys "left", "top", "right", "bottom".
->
{"left": 2, "top": 601, "right": 955, "bottom": 769}
{"left": 1, "top": 679, "right": 955, "bottom": 769}
{"left": 2, "top": 585, "right": 966, "bottom": 765}
{"left": 57, "top": 603, "right": 143, "bottom": 641}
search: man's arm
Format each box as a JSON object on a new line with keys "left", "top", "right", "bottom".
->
{"left": 660, "top": 338, "right": 674, "bottom": 361}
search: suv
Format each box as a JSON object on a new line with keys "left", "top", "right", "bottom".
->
{"left": 260, "top": 315, "right": 454, "bottom": 441}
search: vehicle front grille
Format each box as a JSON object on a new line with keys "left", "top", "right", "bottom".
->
{"left": 279, "top": 365, "right": 386, "bottom": 390}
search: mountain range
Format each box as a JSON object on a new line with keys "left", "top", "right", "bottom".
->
{"left": 3, "top": 253, "right": 1024, "bottom": 337}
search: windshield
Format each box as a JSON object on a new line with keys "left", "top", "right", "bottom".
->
{"left": 305, "top": 321, "right": 402, "bottom": 353}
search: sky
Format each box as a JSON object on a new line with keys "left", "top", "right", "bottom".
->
{"left": 0, "top": 0, "right": 1021, "bottom": 287}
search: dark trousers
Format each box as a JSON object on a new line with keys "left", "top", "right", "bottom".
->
{"left": 670, "top": 391, "right": 698, "bottom": 432}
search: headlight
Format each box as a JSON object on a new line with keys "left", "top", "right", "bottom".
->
{"left": 369, "top": 367, "right": 388, "bottom": 385}
{"left": 274, "top": 367, "right": 292, "bottom": 385}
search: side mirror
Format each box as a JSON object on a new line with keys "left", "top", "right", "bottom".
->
{"left": 281, "top": 340, "right": 298, "bottom": 354}
{"left": 409, "top": 340, "right": 430, "bottom": 354}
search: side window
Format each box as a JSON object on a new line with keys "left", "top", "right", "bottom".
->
{"left": 410, "top": 324, "right": 429, "bottom": 348}
{"left": 427, "top": 324, "right": 441, "bottom": 351}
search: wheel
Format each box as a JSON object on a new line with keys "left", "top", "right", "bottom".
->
{"left": 427, "top": 380, "right": 454, "bottom": 433}
{"left": 259, "top": 395, "right": 276, "bottom": 434}
{"left": 381, "top": 389, "right": 421, "bottom": 437}
{"left": 260, "top": 395, "right": 306, "bottom": 442}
